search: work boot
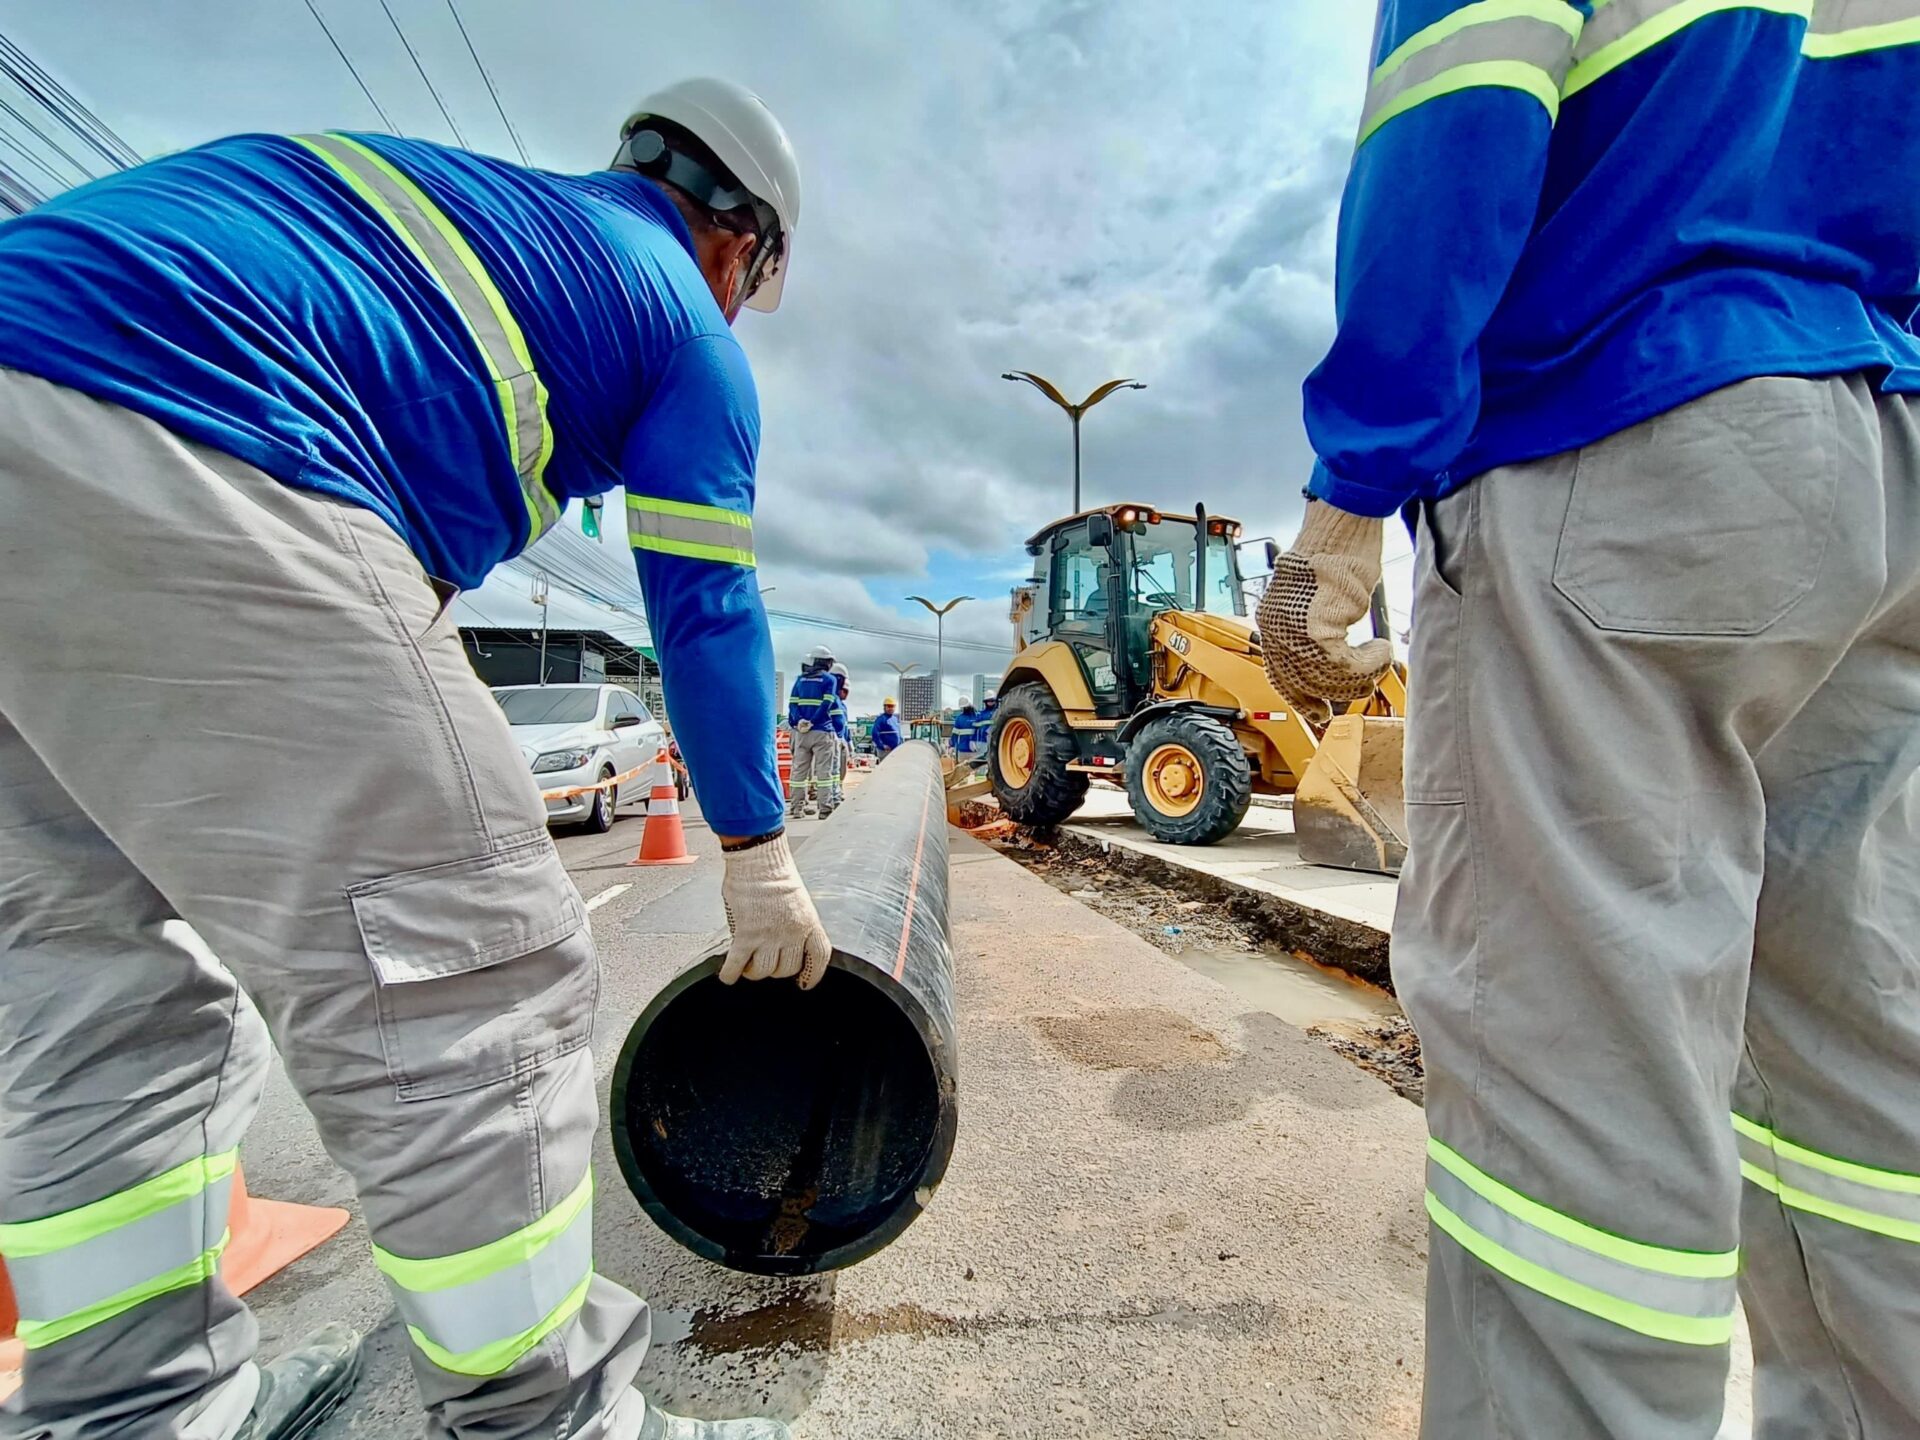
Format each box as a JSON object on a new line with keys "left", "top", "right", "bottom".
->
{"left": 638, "top": 1401, "right": 790, "bottom": 1439}
{"left": 235, "top": 1322, "right": 364, "bottom": 1440}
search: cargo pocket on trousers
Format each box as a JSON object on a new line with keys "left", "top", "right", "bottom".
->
{"left": 1551, "top": 377, "right": 1840, "bottom": 636}
{"left": 348, "top": 832, "right": 595, "bottom": 1102}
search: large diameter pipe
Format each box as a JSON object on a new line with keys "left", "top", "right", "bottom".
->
{"left": 609, "top": 741, "right": 957, "bottom": 1275}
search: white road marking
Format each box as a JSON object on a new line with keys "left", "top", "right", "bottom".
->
{"left": 586, "top": 883, "right": 631, "bottom": 913}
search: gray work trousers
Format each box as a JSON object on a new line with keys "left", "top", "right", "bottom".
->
{"left": 0, "top": 373, "right": 649, "bottom": 1439}
{"left": 788, "top": 728, "right": 836, "bottom": 814}
{"left": 1399, "top": 374, "right": 1920, "bottom": 1439}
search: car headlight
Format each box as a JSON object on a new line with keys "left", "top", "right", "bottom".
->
{"left": 532, "top": 748, "right": 594, "bottom": 774}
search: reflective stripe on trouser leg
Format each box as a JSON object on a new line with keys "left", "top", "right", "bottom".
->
{"left": 1426, "top": 1138, "right": 1739, "bottom": 1345}
{"left": 373, "top": 1168, "right": 596, "bottom": 1377}
{"left": 291, "top": 133, "right": 558, "bottom": 542}
{"left": 1359, "top": 0, "right": 1582, "bottom": 144}
{"left": 0, "top": 1151, "right": 237, "bottom": 1349}
{"left": 1736, "top": 1114, "right": 1920, "bottom": 1243}
{"left": 627, "top": 493, "right": 755, "bottom": 567}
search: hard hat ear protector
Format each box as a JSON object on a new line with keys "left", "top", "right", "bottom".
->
{"left": 615, "top": 122, "right": 784, "bottom": 305}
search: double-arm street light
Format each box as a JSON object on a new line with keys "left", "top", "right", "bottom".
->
{"left": 1001, "top": 371, "right": 1147, "bottom": 512}
{"left": 905, "top": 595, "right": 972, "bottom": 703}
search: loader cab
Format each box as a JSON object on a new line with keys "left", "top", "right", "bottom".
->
{"left": 1026, "top": 504, "right": 1248, "bottom": 718}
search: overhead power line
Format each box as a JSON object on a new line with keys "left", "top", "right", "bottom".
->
{"left": 0, "top": 125, "right": 67, "bottom": 192}
{"left": 0, "top": 35, "right": 137, "bottom": 170}
{"left": 0, "top": 93, "right": 94, "bottom": 185}
{"left": 443, "top": 0, "right": 528, "bottom": 164}
{"left": 299, "top": 0, "right": 398, "bottom": 133}
{"left": 378, "top": 0, "right": 467, "bottom": 148}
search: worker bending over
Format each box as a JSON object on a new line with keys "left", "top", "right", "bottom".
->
{"left": 786, "top": 647, "right": 840, "bottom": 818}
{"left": 0, "top": 81, "right": 824, "bottom": 1440}
{"left": 1261, "top": 6, "right": 1920, "bottom": 1437}
{"left": 871, "top": 698, "right": 905, "bottom": 759}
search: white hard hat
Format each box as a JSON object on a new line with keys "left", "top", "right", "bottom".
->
{"left": 829, "top": 662, "right": 849, "bottom": 678}
{"left": 619, "top": 78, "right": 801, "bottom": 312}
{"left": 804, "top": 644, "right": 835, "bottom": 667}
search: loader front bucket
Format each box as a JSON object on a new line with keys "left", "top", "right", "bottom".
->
{"left": 1294, "top": 714, "right": 1407, "bottom": 876}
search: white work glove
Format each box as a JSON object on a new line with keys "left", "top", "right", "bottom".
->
{"left": 718, "top": 833, "right": 832, "bottom": 989}
{"left": 1257, "top": 499, "right": 1394, "bottom": 727}
{"left": 794, "top": 719, "right": 813, "bottom": 732}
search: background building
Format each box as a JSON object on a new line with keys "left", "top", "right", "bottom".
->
{"left": 457, "top": 624, "right": 661, "bottom": 711}
{"left": 900, "top": 671, "right": 939, "bottom": 721}
{"left": 972, "top": 673, "right": 988, "bottom": 706}
{"left": 774, "top": 669, "right": 786, "bottom": 716}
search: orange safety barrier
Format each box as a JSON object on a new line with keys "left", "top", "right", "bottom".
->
{"left": 626, "top": 779, "right": 698, "bottom": 867}
{"left": 776, "top": 730, "right": 794, "bottom": 800}
{"left": 0, "top": 1162, "right": 345, "bottom": 1404}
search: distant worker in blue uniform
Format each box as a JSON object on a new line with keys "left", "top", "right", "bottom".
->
{"left": 786, "top": 646, "right": 841, "bottom": 820}
{"left": 950, "top": 701, "right": 981, "bottom": 760}
{"left": 0, "top": 77, "right": 818, "bottom": 1440}
{"left": 825, "top": 662, "right": 852, "bottom": 810}
{"left": 871, "top": 698, "right": 905, "bottom": 760}
{"left": 1257, "top": 6, "right": 1920, "bottom": 1437}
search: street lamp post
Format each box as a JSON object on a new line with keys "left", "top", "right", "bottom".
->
{"left": 905, "top": 595, "right": 972, "bottom": 704}
{"left": 1001, "top": 372, "right": 1147, "bottom": 512}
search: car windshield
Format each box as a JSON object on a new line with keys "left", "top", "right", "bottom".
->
{"left": 1127, "top": 519, "right": 1244, "bottom": 617}
{"left": 494, "top": 688, "right": 599, "bottom": 725}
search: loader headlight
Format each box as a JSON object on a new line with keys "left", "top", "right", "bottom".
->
{"left": 532, "top": 748, "right": 594, "bottom": 774}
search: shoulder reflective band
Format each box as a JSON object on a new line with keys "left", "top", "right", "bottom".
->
{"left": 292, "top": 133, "right": 559, "bottom": 544}
{"left": 0, "top": 1150, "right": 236, "bottom": 1349}
{"left": 1425, "top": 1137, "right": 1739, "bottom": 1346}
{"left": 371, "top": 1167, "right": 595, "bottom": 1377}
{"left": 627, "top": 492, "right": 755, "bottom": 567}
{"left": 1803, "top": 0, "right": 1920, "bottom": 54}
{"left": 1735, "top": 1113, "right": 1920, "bottom": 1243}
{"left": 1565, "top": 0, "right": 1812, "bottom": 97}
{"left": 1359, "top": 0, "right": 1584, "bottom": 145}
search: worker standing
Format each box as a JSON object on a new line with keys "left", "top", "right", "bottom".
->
{"left": 1261, "top": 7, "right": 1920, "bottom": 1437}
{"left": 950, "top": 701, "right": 980, "bottom": 762}
{"left": 871, "top": 698, "right": 905, "bottom": 759}
{"left": 826, "top": 661, "right": 852, "bottom": 811}
{"left": 0, "top": 82, "right": 823, "bottom": 1440}
{"left": 786, "top": 648, "right": 839, "bottom": 819}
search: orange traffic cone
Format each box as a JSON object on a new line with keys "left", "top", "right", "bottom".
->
{"left": 0, "top": 1163, "right": 345, "bottom": 1404}
{"left": 222, "top": 1161, "right": 349, "bottom": 1296}
{"left": 627, "top": 779, "right": 698, "bottom": 866}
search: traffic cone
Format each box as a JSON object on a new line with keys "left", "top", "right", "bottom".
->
{"left": 222, "top": 1161, "right": 349, "bottom": 1296}
{"left": 627, "top": 778, "right": 698, "bottom": 866}
{"left": 0, "top": 1163, "right": 345, "bottom": 1402}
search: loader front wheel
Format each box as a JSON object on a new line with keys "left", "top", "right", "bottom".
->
{"left": 989, "top": 684, "right": 1088, "bottom": 827}
{"left": 1124, "top": 712, "right": 1251, "bottom": 845}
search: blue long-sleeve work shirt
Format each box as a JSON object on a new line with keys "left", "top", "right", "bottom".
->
{"left": 788, "top": 671, "right": 837, "bottom": 731}
{"left": 1304, "top": 0, "right": 1920, "bottom": 517}
{"left": 871, "top": 714, "right": 905, "bottom": 754}
{"left": 0, "top": 133, "right": 784, "bottom": 836}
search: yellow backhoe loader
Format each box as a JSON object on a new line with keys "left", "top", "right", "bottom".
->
{"left": 985, "top": 502, "right": 1408, "bottom": 874}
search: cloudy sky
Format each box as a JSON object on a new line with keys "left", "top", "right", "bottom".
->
{"left": 0, "top": 0, "right": 1409, "bottom": 713}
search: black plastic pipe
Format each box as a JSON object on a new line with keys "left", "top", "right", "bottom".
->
{"left": 609, "top": 741, "right": 958, "bottom": 1275}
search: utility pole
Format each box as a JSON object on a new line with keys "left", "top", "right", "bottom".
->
{"left": 1001, "top": 372, "right": 1147, "bottom": 512}
{"left": 531, "top": 569, "right": 551, "bottom": 684}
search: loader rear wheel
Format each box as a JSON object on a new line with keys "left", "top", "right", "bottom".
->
{"left": 989, "top": 684, "right": 1088, "bottom": 827}
{"left": 1124, "top": 713, "right": 1251, "bottom": 846}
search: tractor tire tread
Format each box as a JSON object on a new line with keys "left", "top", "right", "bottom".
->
{"left": 1124, "top": 712, "right": 1252, "bottom": 846}
{"left": 990, "top": 683, "right": 1089, "bottom": 827}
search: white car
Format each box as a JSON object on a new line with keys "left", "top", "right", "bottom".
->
{"left": 492, "top": 683, "right": 666, "bottom": 832}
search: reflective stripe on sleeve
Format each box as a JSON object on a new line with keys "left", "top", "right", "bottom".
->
{"left": 1359, "top": 0, "right": 1584, "bottom": 144}
{"left": 1803, "top": 0, "right": 1920, "bottom": 54}
{"left": 627, "top": 493, "right": 756, "bottom": 567}
{"left": 0, "top": 1150, "right": 236, "bottom": 1349}
{"left": 1426, "top": 1137, "right": 1739, "bottom": 1346}
{"left": 292, "top": 133, "right": 559, "bottom": 543}
{"left": 1565, "top": 0, "right": 1812, "bottom": 95}
{"left": 372, "top": 1168, "right": 596, "bottom": 1377}
{"left": 1735, "top": 1113, "right": 1920, "bottom": 1243}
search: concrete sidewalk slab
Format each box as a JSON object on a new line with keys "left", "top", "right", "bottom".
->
{"left": 1064, "top": 786, "right": 1398, "bottom": 939}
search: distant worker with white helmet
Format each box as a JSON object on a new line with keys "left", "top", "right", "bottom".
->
{"left": 826, "top": 661, "right": 852, "bottom": 807}
{"left": 0, "top": 77, "right": 815, "bottom": 1440}
{"left": 786, "top": 646, "right": 841, "bottom": 818}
